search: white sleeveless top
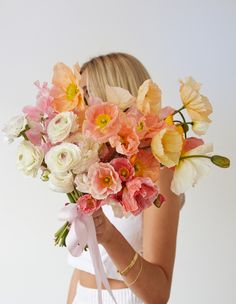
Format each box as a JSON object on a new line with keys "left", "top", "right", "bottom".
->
{"left": 67, "top": 195, "right": 185, "bottom": 281}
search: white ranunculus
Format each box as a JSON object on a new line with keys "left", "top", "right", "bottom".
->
{"left": 49, "top": 171, "right": 74, "bottom": 193}
{"left": 47, "top": 112, "right": 77, "bottom": 144}
{"left": 72, "top": 134, "right": 100, "bottom": 174}
{"left": 17, "top": 140, "right": 44, "bottom": 177}
{"left": 171, "top": 143, "right": 213, "bottom": 195}
{"left": 2, "top": 115, "right": 27, "bottom": 143}
{"left": 74, "top": 172, "right": 91, "bottom": 193}
{"left": 192, "top": 120, "right": 210, "bottom": 136}
{"left": 45, "top": 143, "right": 81, "bottom": 174}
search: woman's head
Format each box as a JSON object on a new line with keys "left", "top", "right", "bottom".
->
{"left": 80, "top": 52, "right": 151, "bottom": 101}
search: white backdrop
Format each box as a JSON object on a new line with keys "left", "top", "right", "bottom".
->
{"left": 0, "top": 0, "right": 235, "bottom": 303}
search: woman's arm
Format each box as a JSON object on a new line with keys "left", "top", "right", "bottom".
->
{"left": 66, "top": 268, "right": 80, "bottom": 304}
{"left": 100, "top": 167, "right": 183, "bottom": 304}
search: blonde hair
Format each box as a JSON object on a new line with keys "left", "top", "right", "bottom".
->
{"left": 80, "top": 52, "right": 151, "bottom": 101}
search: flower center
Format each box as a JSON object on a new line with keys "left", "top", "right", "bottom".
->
{"left": 66, "top": 83, "right": 78, "bottom": 100}
{"left": 95, "top": 114, "right": 111, "bottom": 128}
{"left": 102, "top": 175, "right": 112, "bottom": 186}
{"left": 120, "top": 167, "right": 128, "bottom": 177}
{"left": 137, "top": 121, "right": 144, "bottom": 132}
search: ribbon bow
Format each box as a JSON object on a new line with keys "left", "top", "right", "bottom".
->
{"left": 58, "top": 203, "right": 118, "bottom": 304}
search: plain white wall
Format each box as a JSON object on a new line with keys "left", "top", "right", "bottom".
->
{"left": 0, "top": 0, "right": 235, "bottom": 303}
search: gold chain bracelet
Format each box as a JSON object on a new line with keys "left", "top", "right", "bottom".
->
{"left": 117, "top": 251, "right": 139, "bottom": 276}
{"left": 124, "top": 257, "right": 143, "bottom": 287}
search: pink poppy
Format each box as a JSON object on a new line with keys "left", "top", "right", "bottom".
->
{"left": 110, "top": 157, "right": 134, "bottom": 182}
{"left": 122, "top": 177, "right": 159, "bottom": 215}
{"left": 88, "top": 162, "right": 122, "bottom": 200}
{"left": 82, "top": 102, "right": 120, "bottom": 143}
{"left": 77, "top": 194, "right": 103, "bottom": 214}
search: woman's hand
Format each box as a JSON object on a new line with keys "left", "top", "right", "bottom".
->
{"left": 92, "top": 207, "right": 115, "bottom": 245}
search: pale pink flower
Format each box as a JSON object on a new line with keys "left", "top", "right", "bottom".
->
{"left": 110, "top": 157, "right": 135, "bottom": 182}
{"left": 88, "top": 162, "right": 122, "bottom": 200}
{"left": 105, "top": 85, "right": 135, "bottom": 111}
{"left": 109, "top": 112, "right": 140, "bottom": 156}
{"left": 82, "top": 102, "right": 120, "bottom": 143}
{"left": 122, "top": 177, "right": 159, "bottom": 215}
{"left": 77, "top": 194, "right": 103, "bottom": 214}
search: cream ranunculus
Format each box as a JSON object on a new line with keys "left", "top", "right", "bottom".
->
{"left": 151, "top": 126, "right": 184, "bottom": 167}
{"left": 45, "top": 142, "right": 81, "bottom": 174}
{"left": 179, "top": 77, "right": 213, "bottom": 122}
{"left": 2, "top": 115, "right": 27, "bottom": 143}
{"left": 72, "top": 134, "right": 100, "bottom": 174}
{"left": 49, "top": 171, "right": 74, "bottom": 193}
{"left": 74, "top": 172, "right": 91, "bottom": 193}
{"left": 47, "top": 112, "right": 78, "bottom": 144}
{"left": 136, "top": 79, "right": 162, "bottom": 115}
{"left": 171, "top": 143, "right": 213, "bottom": 195}
{"left": 17, "top": 140, "right": 44, "bottom": 177}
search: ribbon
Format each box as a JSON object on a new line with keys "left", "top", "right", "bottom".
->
{"left": 58, "top": 204, "right": 118, "bottom": 304}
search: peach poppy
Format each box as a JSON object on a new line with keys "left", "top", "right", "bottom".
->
{"left": 51, "top": 62, "right": 85, "bottom": 113}
{"left": 82, "top": 102, "right": 120, "bottom": 144}
{"left": 136, "top": 79, "right": 162, "bottom": 115}
{"left": 179, "top": 76, "right": 213, "bottom": 122}
{"left": 109, "top": 112, "right": 140, "bottom": 156}
{"left": 129, "top": 149, "right": 160, "bottom": 184}
{"left": 151, "top": 126, "right": 184, "bottom": 167}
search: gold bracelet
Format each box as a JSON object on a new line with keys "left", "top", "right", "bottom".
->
{"left": 124, "top": 258, "right": 143, "bottom": 287}
{"left": 117, "top": 251, "right": 139, "bottom": 276}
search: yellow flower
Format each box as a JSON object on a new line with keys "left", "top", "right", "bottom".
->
{"left": 179, "top": 77, "right": 212, "bottom": 122}
{"left": 151, "top": 126, "right": 184, "bottom": 167}
{"left": 136, "top": 79, "right": 162, "bottom": 115}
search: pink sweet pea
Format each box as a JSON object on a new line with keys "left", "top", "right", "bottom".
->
{"left": 77, "top": 194, "right": 103, "bottom": 214}
{"left": 122, "top": 177, "right": 159, "bottom": 215}
{"left": 88, "top": 162, "right": 122, "bottom": 200}
{"left": 110, "top": 157, "right": 134, "bottom": 182}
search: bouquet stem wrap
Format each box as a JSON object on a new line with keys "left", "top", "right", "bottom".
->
{"left": 58, "top": 204, "right": 118, "bottom": 304}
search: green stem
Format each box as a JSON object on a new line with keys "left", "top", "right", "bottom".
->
{"left": 67, "top": 193, "right": 76, "bottom": 204}
{"left": 178, "top": 111, "right": 188, "bottom": 138}
{"left": 180, "top": 154, "right": 211, "bottom": 161}
{"left": 173, "top": 105, "right": 185, "bottom": 115}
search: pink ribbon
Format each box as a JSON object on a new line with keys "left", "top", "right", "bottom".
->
{"left": 58, "top": 204, "right": 118, "bottom": 304}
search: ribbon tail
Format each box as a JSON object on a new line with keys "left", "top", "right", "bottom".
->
{"left": 86, "top": 215, "right": 118, "bottom": 304}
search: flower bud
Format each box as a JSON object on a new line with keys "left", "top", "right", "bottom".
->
{"left": 211, "top": 155, "right": 230, "bottom": 168}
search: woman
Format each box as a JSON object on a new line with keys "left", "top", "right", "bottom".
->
{"left": 67, "top": 52, "right": 185, "bottom": 304}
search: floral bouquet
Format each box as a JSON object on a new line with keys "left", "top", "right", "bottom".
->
{"left": 2, "top": 62, "right": 230, "bottom": 303}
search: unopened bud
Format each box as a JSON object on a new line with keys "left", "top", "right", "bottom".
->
{"left": 211, "top": 155, "right": 230, "bottom": 168}
{"left": 41, "top": 169, "right": 50, "bottom": 181}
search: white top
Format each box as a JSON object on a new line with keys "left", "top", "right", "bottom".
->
{"left": 67, "top": 195, "right": 185, "bottom": 281}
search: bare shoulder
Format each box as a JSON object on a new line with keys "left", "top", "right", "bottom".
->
{"left": 142, "top": 167, "right": 185, "bottom": 284}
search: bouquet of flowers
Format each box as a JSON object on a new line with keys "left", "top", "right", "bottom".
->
{"left": 2, "top": 62, "right": 230, "bottom": 303}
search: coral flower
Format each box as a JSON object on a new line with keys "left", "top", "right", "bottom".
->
{"left": 136, "top": 79, "right": 162, "bottom": 115}
{"left": 77, "top": 194, "right": 103, "bottom": 214}
{"left": 151, "top": 126, "right": 184, "bottom": 167}
{"left": 171, "top": 143, "right": 213, "bottom": 195}
{"left": 82, "top": 102, "right": 120, "bottom": 144}
{"left": 129, "top": 149, "right": 160, "bottom": 184}
{"left": 88, "top": 162, "right": 122, "bottom": 200}
{"left": 109, "top": 112, "right": 140, "bottom": 156}
{"left": 122, "top": 177, "right": 159, "bottom": 215}
{"left": 179, "top": 76, "right": 213, "bottom": 122}
{"left": 51, "top": 62, "right": 85, "bottom": 113}
{"left": 110, "top": 157, "right": 135, "bottom": 182}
